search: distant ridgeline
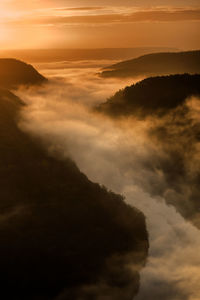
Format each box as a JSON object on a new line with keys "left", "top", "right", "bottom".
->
{"left": 0, "top": 58, "right": 47, "bottom": 88}
{"left": 100, "top": 50, "right": 200, "bottom": 78}
{"left": 97, "top": 74, "right": 200, "bottom": 117}
{"left": 0, "top": 61, "right": 148, "bottom": 299}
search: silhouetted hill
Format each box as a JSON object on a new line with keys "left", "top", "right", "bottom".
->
{"left": 100, "top": 50, "right": 200, "bottom": 78}
{"left": 97, "top": 73, "right": 200, "bottom": 230}
{"left": 0, "top": 89, "right": 148, "bottom": 300}
{"left": 97, "top": 74, "right": 200, "bottom": 117}
{"left": 0, "top": 59, "right": 47, "bottom": 88}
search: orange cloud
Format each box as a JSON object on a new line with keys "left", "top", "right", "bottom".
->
{"left": 57, "top": 7, "right": 105, "bottom": 11}
{"left": 8, "top": 8, "right": 200, "bottom": 26}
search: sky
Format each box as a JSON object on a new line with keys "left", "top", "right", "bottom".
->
{"left": 0, "top": 0, "right": 199, "bottom": 49}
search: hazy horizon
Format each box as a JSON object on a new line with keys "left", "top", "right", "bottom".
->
{"left": 0, "top": 46, "right": 183, "bottom": 63}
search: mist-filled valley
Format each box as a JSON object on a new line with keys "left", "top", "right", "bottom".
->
{"left": 0, "top": 62, "right": 149, "bottom": 300}
{"left": 1, "top": 50, "right": 200, "bottom": 300}
{"left": 1, "top": 0, "right": 200, "bottom": 298}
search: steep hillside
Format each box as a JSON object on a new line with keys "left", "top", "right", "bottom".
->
{"left": 0, "top": 89, "right": 148, "bottom": 300}
{"left": 96, "top": 73, "right": 200, "bottom": 230}
{"left": 100, "top": 50, "right": 200, "bottom": 78}
{"left": 97, "top": 74, "right": 200, "bottom": 117}
{"left": 0, "top": 59, "right": 47, "bottom": 88}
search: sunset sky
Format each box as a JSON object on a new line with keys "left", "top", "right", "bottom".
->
{"left": 0, "top": 0, "right": 200, "bottom": 49}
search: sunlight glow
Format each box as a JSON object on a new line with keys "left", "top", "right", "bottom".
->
{"left": 0, "top": 0, "right": 199, "bottom": 49}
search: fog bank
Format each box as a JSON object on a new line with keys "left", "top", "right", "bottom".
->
{"left": 16, "top": 63, "right": 200, "bottom": 300}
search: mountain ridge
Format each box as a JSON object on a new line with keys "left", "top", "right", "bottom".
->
{"left": 100, "top": 50, "right": 200, "bottom": 78}
{"left": 97, "top": 73, "right": 200, "bottom": 117}
{"left": 0, "top": 58, "right": 47, "bottom": 88}
{"left": 96, "top": 73, "right": 200, "bottom": 231}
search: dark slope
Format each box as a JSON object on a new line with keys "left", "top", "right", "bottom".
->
{"left": 100, "top": 50, "right": 200, "bottom": 78}
{"left": 96, "top": 73, "right": 200, "bottom": 229}
{"left": 0, "top": 59, "right": 47, "bottom": 88}
{"left": 97, "top": 74, "right": 200, "bottom": 117}
{"left": 0, "top": 89, "right": 148, "bottom": 300}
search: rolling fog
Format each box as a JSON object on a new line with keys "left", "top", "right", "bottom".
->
{"left": 15, "top": 61, "right": 200, "bottom": 300}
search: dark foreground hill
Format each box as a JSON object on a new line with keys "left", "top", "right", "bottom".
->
{"left": 0, "top": 59, "right": 47, "bottom": 88}
{"left": 97, "top": 74, "right": 200, "bottom": 117}
{"left": 100, "top": 50, "right": 200, "bottom": 78}
{"left": 0, "top": 89, "right": 148, "bottom": 300}
{"left": 97, "top": 73, "right": 200, "bottom": 230}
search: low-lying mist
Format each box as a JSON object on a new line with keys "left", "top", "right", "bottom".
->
{"left": 16, "top": 63, "right": 200, "bottom": 300}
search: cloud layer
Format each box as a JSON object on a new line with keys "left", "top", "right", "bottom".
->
{"left": 16, "top": 62, "right": 200, "bottom": 299}
{"left": 0, "top": 80, "right": 148, "bottom": 300}
{"left": 8, "top": 8, "right": 200, "bottom": 25}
